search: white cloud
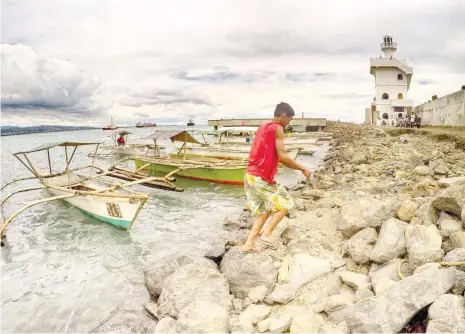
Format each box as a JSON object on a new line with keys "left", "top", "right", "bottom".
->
{"left": 1, "top": 44, "right": 110, "bottom": 122}
{"left": 1, "top": 0, "right": 464, "bottom": 126}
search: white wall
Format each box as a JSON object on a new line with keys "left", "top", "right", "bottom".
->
{"left": 374, "top": 68, "right": 408, "bottom": 103}
{"left": 413, "top": 90, "right": 465, "bottom": 126}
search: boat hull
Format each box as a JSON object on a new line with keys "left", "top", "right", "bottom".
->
{"left": 134, "top": 158, "right": 245, "bottom": 185}
{"left": 47, "top": 187, "right": 145, "bottom": 230}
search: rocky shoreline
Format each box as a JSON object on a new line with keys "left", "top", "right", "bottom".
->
{"left": 136, "top": 123, "right": 465, "bottom": 333}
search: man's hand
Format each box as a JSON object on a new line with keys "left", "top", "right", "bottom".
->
{"left": 301, "top": 168, "right": 311, "bottom": 180}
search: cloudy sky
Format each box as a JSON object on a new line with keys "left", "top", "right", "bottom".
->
{"left": 1, "top": 0, "right": 464, "bottom": 126}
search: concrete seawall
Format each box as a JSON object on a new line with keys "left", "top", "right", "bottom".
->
{"left": 414, "top": 90, "right": 465, "bottom": 126}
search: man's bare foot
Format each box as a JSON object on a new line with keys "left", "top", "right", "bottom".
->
{"left": 241, "top": 244, "right": 262, "bottom": 253}
{"left": 257, "top": 234, "right": 283, "bottom": 249}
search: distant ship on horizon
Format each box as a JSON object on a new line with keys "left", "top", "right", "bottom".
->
{"left": 136, "top": 122, "right": 157, "bottom": 128}
{"left": 102, "top": 117, "right": 118, "bottom": 130}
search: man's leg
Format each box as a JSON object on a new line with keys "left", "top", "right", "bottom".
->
{"left": 241, "top": 212, "right": 270, "bottom": 252}
{"left": 260, "top": 209, "right": 287, "bottom": 243}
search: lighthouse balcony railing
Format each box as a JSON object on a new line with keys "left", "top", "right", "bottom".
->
{"left": 381, "top": 42, "right": 397, "bottom": 48}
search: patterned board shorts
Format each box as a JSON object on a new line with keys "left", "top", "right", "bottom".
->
{"left": 244, "top": 173, "right": 294, "bottom": 217}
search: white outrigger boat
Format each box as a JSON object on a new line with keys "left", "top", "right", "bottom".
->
{"left": 1, "top": 141, "right": 181, "bottom": 245}
{"left": 88, "top": 131, "right": 163, "bottom": 158}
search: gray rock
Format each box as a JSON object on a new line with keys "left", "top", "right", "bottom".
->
{"left": 223, "top": 211, "right": 254, "bottom": 231}
{"left": 287, "top": 253, "right": 332, "bottom": 287}
{"left": 347, "top": 227, "right": 378, "bottom": 264}
{"left": 405, "top": 224, "right": 444, "bottom": 268}
{"left": 301, "top": 189, "right": 325, "bottom": 200}
{"left": 452, "top": 270, "right": 465, "bottom": 295}
{"left": 410, "top": 217, "right": 423, "bottom": 225}
{"left": 413, "top": 262, "right": 441, "bottom": 275}
{"left": 354, "top": 288, "right": 375, "bottom": 303}
{"left": 438, "top": 211, "right": 463, "bottom": 237}
{"left": 414, "top": 165, "right": 432, "bottom": 176}
{"left": 158, "top": 264, "right": 231, "bottom": 318}
{"left": 145, "top": 301, "right": 160, "bottom": 320}
{"left": 204, "top": 243, "right": 226, "bottom": 262}
{"left": 370, "top": 218, "right": 408, "bottom": 263}
{"left": 352, "top": 152, "right": 367, "bottom": 165}
{"left": 269, "top": 314, "right": 293, "bottom": 334}
{"left": 257, "top": 319, "right": 272, "bottom": 333}
{"left": 339, "top": 271, "right": 370, "bottom": 290}
{"left": 427, "top": 294, "right": 465, "bottom": 333}
{"left": 324, "top": 293, "right": 355, "bottom": 325}
{"left": 229, "top": 314, "right": 254, "bottom": 333}
{"left": 291, "top": 311, "right": 324, "bottom": 333}
{"left": 434, "top": 164, "right": 450, "bottom": 176}
{"left": 450, "top": 231, "right": 465, "bottom": 249}
{"left": 368, "top": 258, "right": 406, "bottom": 289}
{"left": 176, "top": 300, "right": 229, "bottom": 333}
{"left": 220, "top": 247, "right": 277, "bottom": 298}
{"left": 248, "top": 285, "right": 268, "bottom": 303}
{"left": 437, "top": 176, "right": 465, "bottom": 187}
{"left": 264, "top": 284, "right": 299, "bottom": 304}
{"left": 318, "top": 325, "right": 345, "bottom": 333}
{"left": 432, "top": 185, "right": 465, "bottom": 217}
{"left": 444, "top": 248, "right": 465, "bottom": 270}
{"left": 397, "top": 200, "right": 418, "bottom": 222}
{"left": 239, "top": 304, "right": 272, "bottom": 325}
{"left": 155, "top": 317, "right": 177, "bottom": 333}
{"left": 373, "top": 278, "right": 397, "bottom": 296}
{"left": 345, "top": 267, "right": 456, "bottom": 333}
{"left": 338, "top": 201, "right": 369, "bottom": 237}
{"left": 144, "top": 254, "right": 217, "bottom": 297}
{"left": 323, "top": 273, "right": 344, "bottom": 296}
{"left": 415, "top": 200, "right": 438, "bottom": 226}
{"left": 232, "top": 298, "right": 243, "bottom": 312}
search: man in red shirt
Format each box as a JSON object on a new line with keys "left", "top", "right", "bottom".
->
{"left": 242, "top": 102, "right": 311, "bottom": 252}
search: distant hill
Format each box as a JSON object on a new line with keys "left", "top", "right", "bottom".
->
{"left": 0, "top": 125, "right": 97, "bottom": 136}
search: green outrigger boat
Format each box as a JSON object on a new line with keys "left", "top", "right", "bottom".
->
{"left": 133, "top": 130, "right": 247, "bottom": 185}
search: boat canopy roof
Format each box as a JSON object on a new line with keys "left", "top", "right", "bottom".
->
{"left": 117, "top": 130, "right": 132, "bottom": 136}
{"left": 15, "top": 141, "right": 101, "bottom": 154}
{"left": 144, "top": 130, "right": 201, "bottom": 144}
{"left": 217, "top": 126, "right": 258, "bottom": 133}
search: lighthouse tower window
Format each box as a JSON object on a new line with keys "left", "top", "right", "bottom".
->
{"left": 382, "top": 93, "right": 389, "bottom": 99}
{"left": 397, "top": 74, "right": 403, "bottom": 80}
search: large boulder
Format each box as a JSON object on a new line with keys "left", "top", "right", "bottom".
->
{"left": 339, "top": 271, "right": 370, "bottom": 290}
{"left": 347, "top": 228, "right": 378, "bottom": 264}
{"left": 157, "top": 264, "right": 231, "bottom": 318}
{"left": 144, "top": 254, "right": 217, "bottom": 297}
{"left": 287, "top": 253, "right": 332, "bottom": 287}
{"left": 155, "top": 317, "right": 177, "bottom": 333}
{"left": 324, "top": 293, "right": 355, "bottom": 325}
{"left": 397, "top": 200, "right": 418, "bottom": 222}
{"left": 338, "top": 200, "right": 368, "bottom": 237}
{"left": 368, "top": 258, "right": 408, "bottom": 291}
{"left": 415, "top": 200, "right": 438, "bottom": 226}
{"left": 264, "top": 284, "right": 299, "bottom": 304}
{"left": 405, "top": 224, "right": 444, "bottom": 268}
{"left": 290, "top": 310, "right": 324, "bottom": 333}
{"left": 451, "top": 231, "right": 465, "bottom": 249}
{"left": 432, "top": 185, "right": 465, "bottom": 217}
{"left": 220, "top": 247, "right": 277, "bottom": 298}
{"left": 427, "top": 294, "right": 465, "bottom": 333}
{"left": 239, "top": 304, "right": 272, "bottom": 325}
{"left": 370, "top": 218, "right": 408, "bottom": 263}
{"left": 443, "top": 248, "right": 465, "bottom": 270}
{"left": 346, "top": 267, "right": 456, "bottom": 333}
{"left": 176, "top": 300, "right": 229, "bottom": 333}
{"left": 414, "top": 165, "right": 432, "bottom": 176}
{"left": 438, "top": 211, "right": 463, "bottom": 237}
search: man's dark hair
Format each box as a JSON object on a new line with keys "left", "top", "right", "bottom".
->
{"left": 274, "top": 102, "right": 295, "bottom": 117}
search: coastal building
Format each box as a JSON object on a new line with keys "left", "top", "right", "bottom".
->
{"left": 366, "top": 34, "right": 414, "bottom": 125}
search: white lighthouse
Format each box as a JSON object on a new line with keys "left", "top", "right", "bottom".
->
{"left": 367, "top": 34, "right": 413, "bottom": 125}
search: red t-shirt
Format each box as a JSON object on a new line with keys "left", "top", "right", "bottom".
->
{"left": 246, "top": 122, "right": 281, "bottom": 184}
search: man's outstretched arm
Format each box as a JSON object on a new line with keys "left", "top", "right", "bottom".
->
{"left": 275, "top": 126, "right": 311, "bottom": 179}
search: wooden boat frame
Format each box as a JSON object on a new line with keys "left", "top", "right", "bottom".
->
{"left": 0, "top": 141, "right": 181, "bottom": 244}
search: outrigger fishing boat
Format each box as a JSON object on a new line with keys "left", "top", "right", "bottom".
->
{"left": 1, "top": 141, "right": 181, "bottom": 245}
{"left": 88, "top": 131, "right": 163, "bottom": 158}
{"left": 133, "top": 130, "right": 247, "bottom": 185}
{"left": 102, "top": 117, "right": 118, "bottom": 130}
